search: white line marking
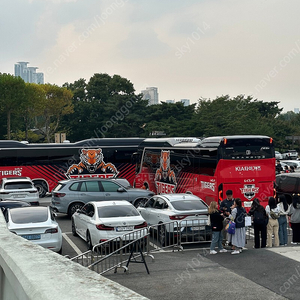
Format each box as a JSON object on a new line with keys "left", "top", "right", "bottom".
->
{"left": 62, "top": 233, "right": 83, "bottom": 256}
{"left": 149, "top": 241, "right": 166, "bottom": 252}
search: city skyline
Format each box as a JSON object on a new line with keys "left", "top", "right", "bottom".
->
{"left": 1, "top": 1, "right": 300, "bottom": 112}
{"left": 14, "top": 62, "right": 44, "bottom": 84}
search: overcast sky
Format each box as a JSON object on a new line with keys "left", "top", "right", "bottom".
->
{"left": 1, "top": 0, "right": 299, "bottom": 112}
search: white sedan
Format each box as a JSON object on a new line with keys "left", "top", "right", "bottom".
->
{"left": 137, "top": 193, "right": 211, "bottom": 246}
{"left": 71, "top": 201, "right": 147, "bottom": 249}
{"left": 7, "top": 206, "right": 62, "bottom": 253}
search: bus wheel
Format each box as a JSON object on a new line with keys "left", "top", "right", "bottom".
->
{"left": 68, "top": 202, "right": 83, "bottom": 218}
{"left": 34, "top": 181, "right": 48, "bottom": 198}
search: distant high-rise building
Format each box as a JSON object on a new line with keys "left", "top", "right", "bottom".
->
{"left": 14, "top": 62, "right": 44, "bottom": 84}
{"left": 165, "top": 100, "right": 175, "bottom": 104}
{"left": 180, "top": 99, "right": 190, "bottom": 106}
{"left": 294, "top": 108, "right": 299, "bottom": 114}
{"left": 141, "top": 87, "right": 159, "bottom": 105}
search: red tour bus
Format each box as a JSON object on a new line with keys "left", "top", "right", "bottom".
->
{"left": 0, "top": 138, "right": 145, "bottom": 197}
{"left": 133, "top": 135, "right": 276, "bottom": 209}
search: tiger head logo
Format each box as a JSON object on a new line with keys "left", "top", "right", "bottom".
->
{"left": 155, "top": 150, "right": 176, "bottom": 185}
{"left": 160, "top": 150, "right": 170, "bottom": 172}
{"left": 80, "top": 149, "right": 103, "bottom": 173}
{"left": 65, "top": 148, "right": 118, "bottom": 178}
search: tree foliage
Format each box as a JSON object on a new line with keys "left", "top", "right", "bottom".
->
{"left": 1, "top": 72, "right": 300, "bottom": 152}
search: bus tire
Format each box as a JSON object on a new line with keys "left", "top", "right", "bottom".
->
{"left": 68, "top": 202, "right": 84, "bottom": 218}
{"left": 34, "top": 181, "right": 48, "bottom": 198}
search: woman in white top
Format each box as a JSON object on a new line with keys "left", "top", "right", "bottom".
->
{"left": 265, "top": 197, "right": 280, "bottom": 247}
{"left": 277, "top": 195, "right": 289, "bottom": 246}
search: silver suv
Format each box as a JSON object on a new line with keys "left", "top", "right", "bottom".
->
{"left": 282, "top": 150, "right": 298, "bottom": 160}
{"left": 0, "top": 177, "right": 39, "bottom": 205}
{"left": 51, "top": 178, "right": 155, "bottom": 217}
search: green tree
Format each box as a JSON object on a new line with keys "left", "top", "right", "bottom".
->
{"left": 36, "top": 84, "right": 74, "bottom": 142}
{"left": 0, "top": 73, "right": 26, "bottom": 139}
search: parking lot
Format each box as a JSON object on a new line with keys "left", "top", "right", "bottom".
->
{"left": 40, "top": 196, "right": 300, "bottom": 300}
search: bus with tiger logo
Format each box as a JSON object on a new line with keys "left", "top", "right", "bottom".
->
{"left": 0, "top": 138, "right": 144, "bottom": 197}
{"left": 133, "top": 136, "right": 276, "bottom": 209}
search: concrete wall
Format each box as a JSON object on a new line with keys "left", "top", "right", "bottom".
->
{"left": 0, "top": 212, "right": 148, "bottom": 300}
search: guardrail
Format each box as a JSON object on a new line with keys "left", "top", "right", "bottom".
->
{"left": 70, "top": 218, "right": 212, "bottom": 275}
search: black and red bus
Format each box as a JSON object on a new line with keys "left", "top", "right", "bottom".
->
{"left": 0, "top": 138, "right": 145, "bottom": 197}
{"left": 133, "top": 135, "right": 276, "bottom": 208}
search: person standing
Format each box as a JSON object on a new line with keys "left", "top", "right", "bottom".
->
{"left": 276, "top": 160, "right": 283, "bottom": 174}
{"left": 265, "top": 197, "right": 280, "bottom": 247}
{"left": 248, "top": 198, "right": 267, "bottom": 248}
{"left": 288, "top": 194, "right": 300, "bottom": 245}
{"left": 229, "top": 198, "right": 246, "bottom": 255}
{"left": 220, "top": 190, "right": 234, "bottom": 246}
{"left": 208, "top": 201, "right": 227, "bottom": 254}
{"left": 277, "top": 195, "right": 289, "bottom": 246}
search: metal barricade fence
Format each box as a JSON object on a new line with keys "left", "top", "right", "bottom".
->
{"left": 88, "top": 228, "right": 152, "bottom": 275}
{"left": 148, "top": 221, "right": 182, "bottom": 251}
{"left": 70, "top": 220, "right": 212, "bottom": 275}
{"left": 179, "top": 219, "right": 212, "bottom": 245}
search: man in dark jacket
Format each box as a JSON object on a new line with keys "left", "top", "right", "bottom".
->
{"left": 220, "top": 190, "right": 234, "bottom": 246}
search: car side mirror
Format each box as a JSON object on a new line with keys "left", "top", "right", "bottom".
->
{"left": 117, "top": 187, "right": 126, "bottom": 192}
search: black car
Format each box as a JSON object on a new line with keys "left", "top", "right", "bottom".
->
{"left": 276, "top": 173, "right": 300, "bottom": 204}
{"left": 0, "top": 200, "right": 31, "bottom": 221}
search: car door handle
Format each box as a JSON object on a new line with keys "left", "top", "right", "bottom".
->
{"left": 105, "top": 193, "right": 110, "bottom": 196}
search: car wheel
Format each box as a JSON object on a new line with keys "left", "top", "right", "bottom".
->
{"left": 158, "top": 224, "right": 167, "bottom": 247}
{"left": 58, "top": 247, "right": 62, "bottom": 255}
{"left": 68, "top": 202, "right": 84, "bottom": 218}
{"left": 34, "top": 181, "right": 47, "bottom": 198}
{"left": 72, "top": 219, "right": 78, "bottom": 236}
{"left": 87, "top": 231, "right": 93, "bottom": 250}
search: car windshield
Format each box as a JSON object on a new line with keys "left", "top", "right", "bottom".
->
{"left": 98, "top": 205, "right": 140, "bottom": 218}
{"left": 10, "top": 207, "right": 48, "bottom": 223}
{"left": 115, "top": 179, "right": 131, "bottom": 188}
{"left": 171, "top": 200, "right": 207, "bottom": 211}
{"left": 4, "top": 182, "right": 33, "bottom": 189}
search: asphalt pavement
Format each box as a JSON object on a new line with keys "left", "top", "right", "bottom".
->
{"left": 105, "top": 242, "right": 300, "bottom": 300}
{"left": 41, "top": 196, "right": 300, "bottom": 300}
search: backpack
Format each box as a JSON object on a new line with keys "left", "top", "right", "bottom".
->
{"left": 253, "top": 210, "right": 266, "bottom": 225}
{"left": 270, "top": 209, "right": 280, "bottom": 220}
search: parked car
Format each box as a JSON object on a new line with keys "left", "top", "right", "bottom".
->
{"left": 0, "top": 200, "right": 31, "bottom": 221}
{"left": 137, "top": 193, "right": 211, "bottom": 246}
{"left": 282, "top": 150, "right": 298, "bottom": 160}
{"left": 275, "top": 151, "right": 283, "bottom": 160}
{"left": 280, "top": 160, "right": 300, "bottom": 170}
{"left": 0, "top": 177, "right": 39, "bottom": 205}
{"left": 281, "top": 160, "right": 300, "bottom": 169}
{"left": 72, "top": 200, "right": 147, "bottom": 249}
{"left": 276, "top": 173, "right": 300, "bottom": 204}
{"left": 6, "top": 206, "right": 62, "bottom": 253}
{"left": 51, "top": 178, "right": 155, "bottom": 217}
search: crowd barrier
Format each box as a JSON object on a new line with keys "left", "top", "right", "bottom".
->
{"left": 70, "top": 218, "right": 212, "bottom": 274}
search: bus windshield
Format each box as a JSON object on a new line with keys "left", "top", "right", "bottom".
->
{"left": 219, "top": 137, "right": 274, "bottom": 160}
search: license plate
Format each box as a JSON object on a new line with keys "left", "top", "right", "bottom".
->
{"left": 244, "top": 201, "right": 253, "bottom": 208}
{"left": 22, "top": 234, "right": 41, "bottom": 240}
{"left": 13, "top": 194, "right": 25, "bottom": 198}
{"left": 116, "top": 226, "right": 134, "bottom": 232}
{"left": 191, "top": 226, "right": 205, "bottom": 231}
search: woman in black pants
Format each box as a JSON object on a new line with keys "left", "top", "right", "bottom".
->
{"left": 248, "top": 198, "right": 268, "bottom": 248}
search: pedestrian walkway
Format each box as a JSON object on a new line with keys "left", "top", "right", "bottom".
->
{"left": 105, "top": 242, "right": 300, "bottom": 300}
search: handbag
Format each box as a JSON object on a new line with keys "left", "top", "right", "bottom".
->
{"left": 225, "top": 220, "right": 235, "bottom": 233}
{"left": 245, "top": 216, "right": 252, "bottom": 227}
{"left": 226, "top": 221, "right": 236, "bottom": 234}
